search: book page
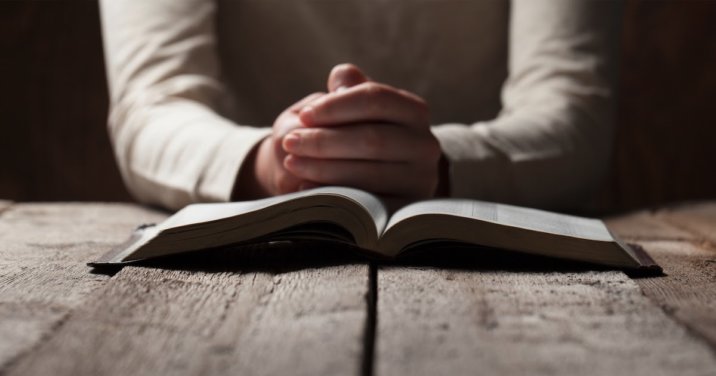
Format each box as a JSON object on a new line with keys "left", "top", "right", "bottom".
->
{"left": 320, "top": 187, "right": 389, "bottom": 234}
{"left": 160, "top": 194, "right": 307, "bottom": 230}
{"left": 161, "top": 187, "right": 388, "bottom": 234}
{"left": 386, "top": 199, "right": 613, "bottom": 241}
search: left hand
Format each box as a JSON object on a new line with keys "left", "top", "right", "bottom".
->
{"left": 281, "top": 64, "right": 442, "bottom": 199}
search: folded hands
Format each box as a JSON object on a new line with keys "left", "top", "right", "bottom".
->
{"left": 240, "top": 64, "right": 444, "bottom": 201}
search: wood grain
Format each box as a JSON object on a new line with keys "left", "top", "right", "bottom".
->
{"left": 657, "top": 202, "right": 716, "bottom": 245}
{"left": 375, "top": 267, "right": 716, "bottom": 376}
{"left": 605, "top": 209, "right": 696, "bottom": 242}
{"left": 3, "top": 201, "right": 715, "bottom": 375}
{"left": 5, "top": 249, "right": 370, "bottom": 376}
{"left": 632, "top": 241, "right": 716, "bottom": 349}
{"left": 0, "top": 203, "right": 166, "bottom": 372}
{"left": 1, "top": 204, "right": 370, "bottom": 376}
{"left": 607, "top": 203, "right": 716, "bottom": 351}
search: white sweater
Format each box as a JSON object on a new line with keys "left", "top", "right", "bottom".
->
{"left": 99, "top": 0, "right": 619, "bottom": 210}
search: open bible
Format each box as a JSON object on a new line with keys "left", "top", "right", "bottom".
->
{"left": 90, "top": 187, "right": 660, "bottom": 270}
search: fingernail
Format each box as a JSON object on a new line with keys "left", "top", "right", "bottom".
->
{"left": 283, "top": 132, "right": 301, "bottom": 151}
{"left": 335, "top": 85, "right": 348, "bottom": 92}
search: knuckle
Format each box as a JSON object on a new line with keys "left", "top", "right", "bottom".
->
{"left": 361, "top": 83, "right": 387, "bottom": 115}
{"left": 364, "top": 82, "right": 387, "bottom": 98}
{"left": 397, "top": 89, "right": 429, "bottom": 125}
{"left": 308, "top": 129, "right": 325, "bottom": 156}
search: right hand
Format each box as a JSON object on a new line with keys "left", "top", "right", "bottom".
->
{"left": 282, "top": 64, "right": 441, "bottom": 200}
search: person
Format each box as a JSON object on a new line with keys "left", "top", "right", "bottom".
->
{"left": 99, "top": 0, "right": 619, "bottom": 211}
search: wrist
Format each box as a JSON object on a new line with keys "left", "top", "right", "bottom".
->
{"left": 232, "top": 136, "right": 272, "bottom": 200}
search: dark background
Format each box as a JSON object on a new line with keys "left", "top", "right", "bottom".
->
{"left": 1, "top": 1, "right": 715, "bottom": 212}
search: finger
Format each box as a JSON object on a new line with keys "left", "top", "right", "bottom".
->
{"left": 299, "top": 82, "right": 428, "bottom": 128}
{"left": 282, "top": 124, "right": 438, "bottom": 162}
{"left": 327, "top": 63, "right": 369, "bottom": 92}
{"left": 275, "top": 94, "right": 324, "bottom": 138}
{"left": 283, "top": 155, "right": 434, "bottom": 197}
{"left": 288, "top": 92, "right": 326, "bottom": 113}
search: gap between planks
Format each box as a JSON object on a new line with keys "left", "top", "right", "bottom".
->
{"left": 372, "top": 204, "right": 716, "bottom": 375}
{"left": 630, "top": 240, "right": 716, "bottom": 355}
{"left": 374, "top": 266, "right": 716, "bottom": 376}
{"left": 361, "top": 262, "right": 378, "bottom": 376}
{"left": 4, "top": 201, "right": 714, "bottom": 375}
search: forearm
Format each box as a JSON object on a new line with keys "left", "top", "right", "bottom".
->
{"left": 430, "top": 0, "right": 619, "bottom": 210}
{"left": 100, "top": 0, "right": 273, "bottom": 210}
{"left": 432, "top": 106, "right": 613, "bottom": 209}
{"left": 109, "top": 98, "right": 270, "bottom": 209}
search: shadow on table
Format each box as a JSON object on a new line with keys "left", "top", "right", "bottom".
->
{"left": 132, "top": 240, "right": 365, "bottom": 274}
{"left": 392, "top": 244, "right": 662, "bottom": 278}
{"left": 104, "top": 240, "right": 662, "bottom": 278}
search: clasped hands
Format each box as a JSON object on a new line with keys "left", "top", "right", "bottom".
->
{"left": 242, "top": 64, "right": 443, "bottom": 201}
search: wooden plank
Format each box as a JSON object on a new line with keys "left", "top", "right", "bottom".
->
{"left": 607, "top": 203, "right": 716, "bottom": 350}
{"left": 605, "top": 209, "right": 696, "bottom": 241}
{"left": 375, "top": 265, "right": 716, "bottom": 376}
{"left": 0, "top": 203, "right": 167, "bottom": 372}
{"left": 657, "top": 202, "right": 716, "bottom": 245}
{"left": 630, "top": 240, "right": 716, "bottom": 349}
{"left": 5, "top": 245, "right": 370, "bottom": 376}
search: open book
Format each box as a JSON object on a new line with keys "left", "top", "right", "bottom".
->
{"left": 91, "top": 187, "right": 660, "bottom": 270}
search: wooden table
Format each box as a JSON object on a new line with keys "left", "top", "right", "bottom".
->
{"left": 1, "top": 200, "right": 715, "bottom": 375}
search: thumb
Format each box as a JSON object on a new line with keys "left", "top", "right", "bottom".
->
{"left": 327, "top": 63, "right": 369, "bottom": 93}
